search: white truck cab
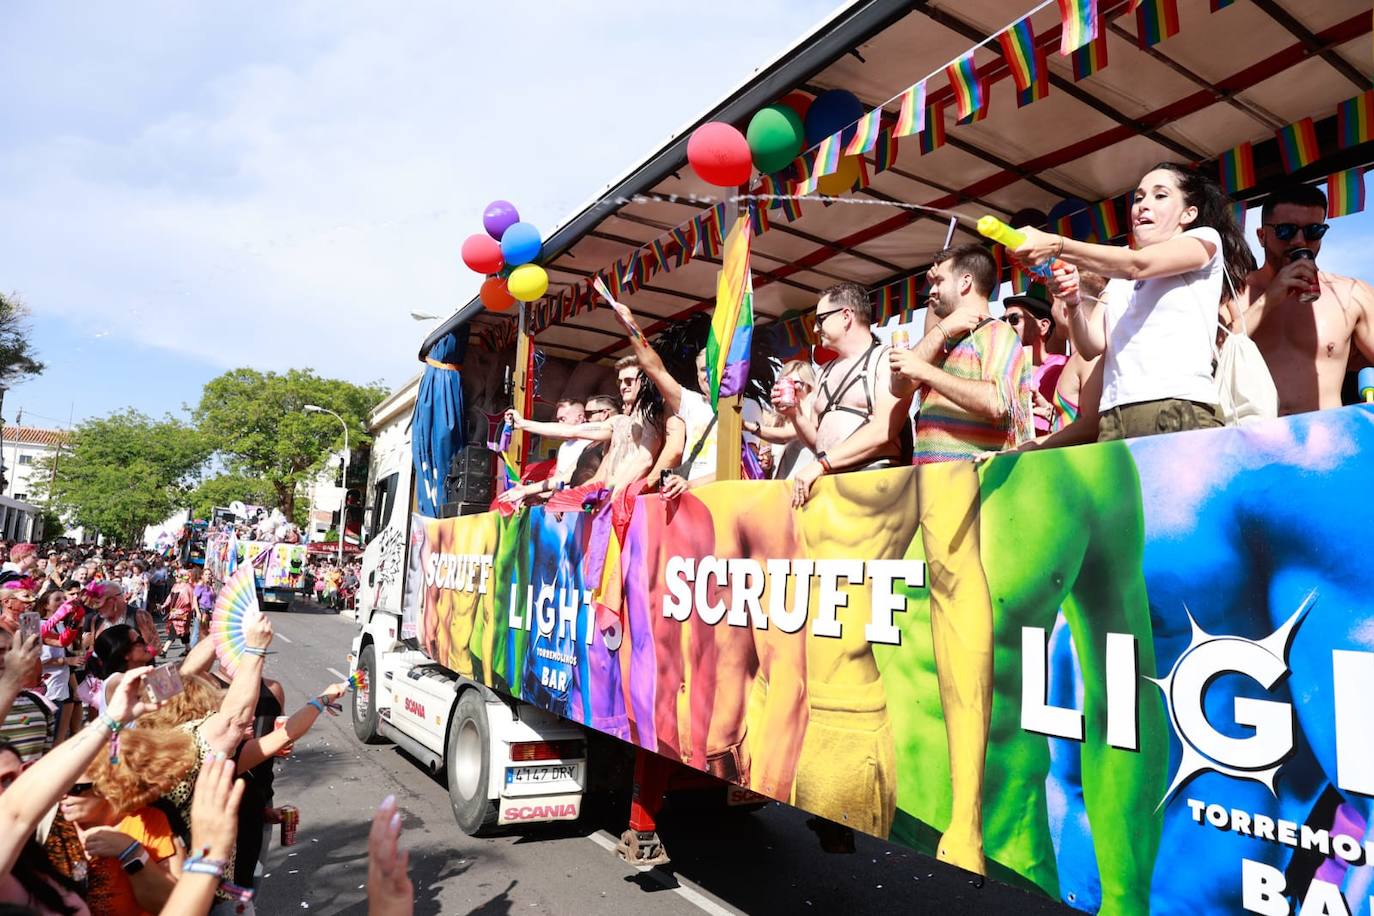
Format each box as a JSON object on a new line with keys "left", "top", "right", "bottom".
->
{"left": 350, "top": 375, "right": 588, "bottom": 834}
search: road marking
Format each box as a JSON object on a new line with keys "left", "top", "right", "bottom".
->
{"left": 275, "top": 633, "right": 294, "bottom": 644}
{"left": 586, "top": 830, "right": 739, "bottom": 916}
{"left": 327, "top": 667, "right": 348, "bottom": 680}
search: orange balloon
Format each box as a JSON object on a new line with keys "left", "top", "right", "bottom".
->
{"left": 817, "top": 156, "right": 861, "bottom": 196}
{"left": 480, "top": 276, "right": 516, "bottom": 312}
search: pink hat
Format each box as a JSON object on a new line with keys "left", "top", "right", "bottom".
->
{"left": 9, "top": 544, "right": 35, "bottom": 561}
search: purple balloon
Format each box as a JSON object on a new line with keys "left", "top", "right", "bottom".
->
{"left": 483, "top": 200, "right": 520, "bottom": 241}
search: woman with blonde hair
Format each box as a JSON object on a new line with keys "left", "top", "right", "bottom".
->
{"left": 751, "top": 359, "right": 819, "bottom": 479}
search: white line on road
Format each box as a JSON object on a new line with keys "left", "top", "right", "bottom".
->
{"left": 586, "top": 830, "right": 739, "bottom": 916}
{"left": 275, "top": 633, "right": 294, "bottom": 643}
{"left": 327, "top": 667, "right": 348, "bottom": 680}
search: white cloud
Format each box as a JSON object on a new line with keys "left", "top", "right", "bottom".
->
{"left": 0, "top": 1, "right": 833, "bottom": 391}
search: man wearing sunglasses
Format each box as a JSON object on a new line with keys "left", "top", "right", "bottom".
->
{"left": 1244, "top": 183, "right": 1374, "bottom": 415}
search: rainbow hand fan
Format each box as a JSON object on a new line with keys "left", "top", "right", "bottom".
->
{"left": 211, "top": 564, "right": 263, "bottom": 677}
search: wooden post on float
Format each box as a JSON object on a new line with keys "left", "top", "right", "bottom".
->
{"left": 509, "top": 302, "right": 533, "bottom": 476}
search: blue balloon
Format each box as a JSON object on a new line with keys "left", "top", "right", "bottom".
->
{"left": 500, "top": 222, "right": 542, "bottom": 267}
{"left": 803, "top": 89, "right": 864, "bottom": 147}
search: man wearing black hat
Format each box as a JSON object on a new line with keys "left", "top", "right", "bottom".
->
{"left": 1003, "top": 282, "right": 1067, "bottom": 433}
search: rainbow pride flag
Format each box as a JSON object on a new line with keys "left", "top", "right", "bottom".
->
{"left": 1276, "top": 118, "right": 1320, "bottom": 173}
{"left": 705, "top": 217, "right": 753, "bottom": 407}
{"left": 1337, "top": 90, "right": 1374, "bottom": 150}
{"left": 1090, "top": 198, "right": 1123, "bottom": 241}
{"left": 801, "top": 134, "right": 842, "bottom": 193}
{"left": 1210, "top": 0, "right": 1234, "bottom": 10}
{"left": 1056, "top": 0, "right": 1098, "bottom": 56}
{"left": 919, "top": 104, "right": 947, "bottom": 154}
{"left": 999, "top": 17, "right": 1048, "bottom": 108}
{"left": 748, "top": 199, "right": 770, "bottom": 236}
{"left": 1328, "top": 168, "right": 1366, "bottom": 217}
{"left": 1218, "top": 141, "right": 1256, "bottom": 194}
{"left": 1231, "top": 201, "right": 1246, "bottom": 232}
{"left": 875, "top": 127, "right": 899, "bottom": 172}
{"left": 894, "top": 82, "right": 926, "bottom": 137}
{"left": 945, "top": 51, "right": 985, "bottom": 122}
{"left": 670, "top": 221, "right": 697, "bottom": 268}
{"left": 1071, "top": 30, "right": 1108, "bottom": 80}
{"left": 875, "top": 284, "right": 898, "bottom": 324}
{"left": 845, "top": 107, "right": 883, "bottom": 157}
{"left": 900, "top": 275, "right": 920, "bottom": 321}
{"left": 1135, "top": 0, "right": 1180, "bottom": 48}
{"left": 956, "top": 81, "right": 991, "bottom": 125}
{"left": 780, "top": 192, "right": 803, "bottom": 222}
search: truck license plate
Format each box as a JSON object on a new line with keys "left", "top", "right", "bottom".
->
{"left": 506, "top": 765, "right": 574, "bottom": 785}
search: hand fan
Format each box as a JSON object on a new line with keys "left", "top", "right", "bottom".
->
{"left": 211, "top": 564, "right": 262, "bottom": 677}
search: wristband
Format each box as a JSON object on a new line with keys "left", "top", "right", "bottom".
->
{"left": 1054, "top": 235, "right": 1065, "bottom": 258}
{"left": 816, "top": 452, "right": 832, "bottom": 474}
{"left": 116, "top": 839, "right": 143, "bottom": 863}
{"left": 181, "top": 855, "right": 227, "bottom": 877}
{"left": 243, "top": 647, "right": 270, "bottom": 658}
{"left": 98, "top": 713, "right": 124, "bottom": 734}
{"left": 308, "top": 698, "right": 326, "bottom": 714}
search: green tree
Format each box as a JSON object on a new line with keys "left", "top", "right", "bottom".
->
{"left": 0, "top": 292, "right": 44, "bottom": 387}
{"left": 186, "top": 473, "right": 277, "bottom": 521}
{"left": 33, "top": 410, "right": 209, "bottom": 545}
{"left": 194, "top": 368, "right": 386, "bottom": 519}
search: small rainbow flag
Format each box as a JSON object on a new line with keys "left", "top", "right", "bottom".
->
{"left": 1090, "top": 198, "right": 1123, "bottom": 241}
{"left": 894, "top": 82, "right": 927, "bottom": 137}
{"left": 1135, "top": 0, "right": 1180, "bottom": 48}
{"left": 875, "top": 127, "right": 899, "bottom": 173}
{"left": 1337, "top": 90, "right": 1374, "bottom": 150}
{"left": 1218, "top": 141, "right": 1256, "bottom": 194}
{"left": 749, "top": 198, "right": 770, "bottom": 236}
{"left": 1056, "top": 0, "right": 1099, "bottom": 56}
{"left": 650, "top": 237, "right": 668, "bottom": 275}
{"left": 875, "top": 284, "right": 898, "bottom": 324}
{"left": 919, "top": 103, "right": 946, "bottom": 154}
{"left": 779, "top": 192, "right": 803, "bottom": 222}
{"left": 845, "top": 107, "right": 883, "bottom": 157}
{"left": 999, "top": 17, "right": 1048, "bottom": 108}
{"left": 801, "top": 134, "right": 842, "bottom": 193}
{"left": 945, "top": 51, "right": 985, "bottom": 123}
{"left": 1053, "top": 212, "right": 1075, "bottom": 239}
{"left": 1071, "top": 30, "right": 1108, "bottom": 81}
{"left": 670, "top": 220, "right": 697, "bottom": 268}
{"left": 1276, "top": 118, "right": 1320, "bottom": 173}
{"left": 1328, "top": 168, "right": 1366, "bottom": 217}
{"left": 1209, "top": 0, "right": 1234, "bottom": 10}
{"left": 956, "top": 81, "right": 991, "bottom": 125}
{"left": 610, "top": 259, "right": 628, "bottom": 292}
{"left": 500, "top": 453, "right": 520, "bottom": 490}
{"left": 900, "top": 275, "right": 920, "bottom": 321}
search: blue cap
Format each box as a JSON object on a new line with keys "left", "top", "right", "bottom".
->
{"left": 1360, "top": 366, "right": 1374, "bottom": 400}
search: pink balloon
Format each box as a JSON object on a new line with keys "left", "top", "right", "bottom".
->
{"left": 687, "top": 122, "right": 753, "bottom": 187}
{"left": 461, "top": 234, "right": 503, "bottom": 274}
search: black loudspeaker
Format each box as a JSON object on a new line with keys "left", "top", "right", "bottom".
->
{"left": 444, "top": 445, "right": 494, "bottom": 512}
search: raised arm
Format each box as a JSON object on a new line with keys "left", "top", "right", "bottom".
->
{"left": 1011, "top": 226, "right": 1214, "bottom": 282}
{"left": 237, "top": 681, "right": 348, "bottom": 771}
{"left": 599, "top": 289, "right": 685, "bottom": 414}
{"left": 508, "top": 411, "right": 614, "bottom": 444}
{"left": 197, "top": 616, "right": 272, "bottom": 754}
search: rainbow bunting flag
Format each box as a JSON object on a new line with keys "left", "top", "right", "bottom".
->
{"left": 1053, "top": 212, "right": 1075, "bottom": 239}
{"left": 874, "top": 127, "right": 899, "bottom": 172}
{"left": 989, "top": 245, "right": 1005, "bottom": 301}
{"left": 779, "top": 192, "right": 803, "bottom": 222}
{"left": 894, "top": 82, "right": 927, "bottom": 137}
{"left": 1071, "top": 30, "right": 1108, "bottom": 80}
{"left": 1057, "top": 0, "right": 1098, "bottom": 56}
{"left": 875, "top": 285, "right": 898, "bottom": 324}
{"left": 1328, "top": 168, "right": 1366, "bottom": 217}
{"left": 1337, "top": 90, "right": 1374, "bottom": 150}
{"left": 801, "top": 134, "right": 842, "bottom": 193}
{"left": 999, "top": 18, "right": 1048, "bottom": 108}
{"left": 698, "top": 207, "right": 725, "bottom": 259}
{"left": 1218, "top": 141, "right": 1256, "bottom": 194}
{"left": 957, "top": 84, "right": 991, "bottom": 125}
{"left": 749, "top": 198, "right": 770, "bottom": 236}
{"left": 650, "top": 237, "right": 668, "bottom": 276}
{"left": 853, "top": 156, "right": 871, "bottom": 193}
{"left": 900, "top": 276, "right": 920, "bottom": 320}
{"left": 610, "top": 259, "right": 628, "bottom": 292}
{"left": 945, "top": 51, "right": 985, "bottom": 123}
{"left": 670, "top": 221, "right": 697, "bottom": 268}
{"left": 705, "top": 217, "right": 753, "bottom": 408}
{"left": 1210, "top": 0, "right": 1234, "bottom": 10}
{"left": 919, "top": 104, "right": 946, "bottom": 154}
{"left": 1012, "top": 260, "right": 1034, "bottom": 295}
{"left": 1090, "top": 198, "right": 1123, "bottom": 241}
{"left": 845, "top": 107, "right": 883, "bottom": 157}
{"left": 1276, "top": 118, "right": 1320, "bottom": 173}
{"left": 1135, "top": 0, "right": 1180, "bottom": 48}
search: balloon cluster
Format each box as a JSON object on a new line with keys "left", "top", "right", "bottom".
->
{"left": 460, "top": 200, "right": 550, "bottom": 310}
{"left": 686, "top": 89, "right": 866, "bottom": 196}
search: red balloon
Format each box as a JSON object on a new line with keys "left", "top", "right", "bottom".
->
{"left": 480, "top": 276, "right": 516, "bottom": 312}
{"left": 779, "top": 91, "right": 813, "bottom": 122}
{"left": 687, "top": 122, "right": 753, "bottom": 187}
{"left": 461, "top": 234, "right": 503, "bottom": 274}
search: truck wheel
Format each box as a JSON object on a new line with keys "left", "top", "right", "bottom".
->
{"left": 447, "top": 690, "right": 498, "bottom": 836}
{"left": 352, "top": 644, "right": 385, "bottom": 745}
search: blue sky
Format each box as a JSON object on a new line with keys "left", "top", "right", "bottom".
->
{"left": 3, "top": 2, "right": 1372, "bottom": 430}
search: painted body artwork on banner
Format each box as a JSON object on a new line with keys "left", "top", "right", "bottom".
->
{"left": 263, "top": 544, "right": 307, "bottom": 589}
{"left": 405, "top": 406, "right": 1374, "bottom": 915}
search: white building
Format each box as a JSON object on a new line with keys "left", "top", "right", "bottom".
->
{"left": 0, "top": 425, "right": 71, "bottom": 542}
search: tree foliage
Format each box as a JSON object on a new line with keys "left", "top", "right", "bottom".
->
{"left": 194, "top": 368, "right": 386, "bottom": 518}
{"left": 34, "top": 410, "right": 209, "bottom": 545}
{"left": 186, "top": 473, "right": 277, "bottom": 521}
{"left": 0, "top": 292, "right": 44, "bottom": 387}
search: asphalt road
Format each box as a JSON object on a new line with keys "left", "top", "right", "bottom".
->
{"left": 252, "top": 600, "right": 1076, "bottom": 916}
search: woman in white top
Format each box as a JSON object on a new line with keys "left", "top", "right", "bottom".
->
{"left": 1009, "top": 162, "right": 1253, "bottom": 440}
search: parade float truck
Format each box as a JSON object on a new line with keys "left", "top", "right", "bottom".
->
{"left": 206, "top": 529, "right": 310, "bottom": 612}
{"left": 350, "top": 1, "right": 1374, "bottom": 911}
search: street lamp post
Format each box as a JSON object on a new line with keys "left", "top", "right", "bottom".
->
{"left": 304, "top": 404, "right": 349, "bottom": 571}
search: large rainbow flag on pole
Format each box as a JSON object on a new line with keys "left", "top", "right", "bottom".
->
{"left": 705, "top": 216, "right": 754, "bottom": 408}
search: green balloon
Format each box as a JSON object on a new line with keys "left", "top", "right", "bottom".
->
{"left": 747, "top": 104, "right": 805, "bottom": 175}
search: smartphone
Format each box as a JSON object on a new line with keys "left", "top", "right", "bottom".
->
{"left": 143, "top": 663, "right": 185, "bottom": 705}
{"left": 18, "top": 612, "right": 40, "bottom": 643}
{"left": 660, "top": 469, "right": 673, "bottom": 487}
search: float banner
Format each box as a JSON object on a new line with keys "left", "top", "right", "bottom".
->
{"left": 404, "top": 407, "right": 1374, "bottom": 915}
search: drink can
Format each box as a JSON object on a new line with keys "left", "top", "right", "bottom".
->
{"left": 1288, "top": 248, "right": 1319, "bottom": 303}
{"left": 775, "top": 377, "right": 798, "bottom": 408}
{"left": 279, "top": 805, "right": 299, "bottom": 846}
{"left": 891, "top": 329, "right": 911, "bottom": 349}
{"left": 274, "top": 716, "right": 292, "bottom": 757}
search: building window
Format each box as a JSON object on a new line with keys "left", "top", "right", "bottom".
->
{"left": 17, "top": 455, "right": 31, "bottom": 466}
{"left": 13, "top": 494, "right": 25, "bottom": 502}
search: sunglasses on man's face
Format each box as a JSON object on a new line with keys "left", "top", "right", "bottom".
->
{"left": 1266, "top": 222, "right": 1329, "bottom": 243}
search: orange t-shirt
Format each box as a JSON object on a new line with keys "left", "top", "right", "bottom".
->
{"left": 85, "top": 807, "right": 179, "bottom": 916}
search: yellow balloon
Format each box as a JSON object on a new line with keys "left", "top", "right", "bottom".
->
{"left": 508, "top": 264, "right": 549, "bottom": 302}
{"left": 817, "top": 155, "right": 861, "bottom": 196}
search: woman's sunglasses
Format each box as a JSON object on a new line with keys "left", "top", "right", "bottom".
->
{"left": 1266, "top": 222, "right": 1329, "bottom": 242}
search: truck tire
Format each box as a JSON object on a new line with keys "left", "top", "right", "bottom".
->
{"left": 352, "top": 644, "right": 385, "bottom": 745}
{"left": 447, "top": 690, "right": 499, "bottom": 836}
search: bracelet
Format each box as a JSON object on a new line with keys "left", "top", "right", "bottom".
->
{"left": 816, "top": 452, "right": 832, "bottom": 474}
{"left": 117, "top": 839, "right": 143, "bottom": 863}
{"left": 181, "top": 855, "right": 227, "bottom": 877}
{"left": 1054, "top": 235, "right": 1065, "bottom": 258}
{"left": 98, "top": 713, "right": 124, "bottom": 734}
{"left": 308, "top": 698, "right": 326, "bottom": 714}
{"left": 243, "top": 647, "right": 270, "bottom": 658}
{"left": 938, "top": 323, "right": 954, "bottom": 352}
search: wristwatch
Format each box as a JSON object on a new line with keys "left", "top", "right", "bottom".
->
{"left": 121, "top": 848, "right": 150, "bottom": 874}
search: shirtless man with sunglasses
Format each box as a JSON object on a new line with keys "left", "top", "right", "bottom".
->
{"left": 1243, "top": 183, "right": 1374, "bottom": 415}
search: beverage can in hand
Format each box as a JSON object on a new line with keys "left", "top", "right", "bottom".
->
{"left": 775, "top": 377, "right": 798, "bottom": 407}
{"left": 279, "top": 805, "right": 299, "bottom": 846}
{"left": 891, "top": 329, "right": 911, "bottom": 349}
{"left": 1288, "top": 248, "right": 1319, "bottom": 303}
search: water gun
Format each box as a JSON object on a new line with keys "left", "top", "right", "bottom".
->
{"left": 977, "top": 216, "right": 1058, "bottom": 281}
{"left": 1360, "top": 367, "right": 1374, "bottom": 404}
{"left": 40, "top": 600, "right": 86, "bottom": 648}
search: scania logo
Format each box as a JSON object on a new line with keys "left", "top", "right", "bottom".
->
{"left": 403, "top": 697, "right": 426, "bottom": 719}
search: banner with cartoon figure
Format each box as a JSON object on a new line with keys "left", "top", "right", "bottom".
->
{"left": 404, "top": 406, "right": 1374, "bottom": 915}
